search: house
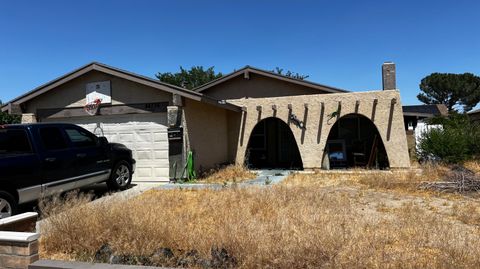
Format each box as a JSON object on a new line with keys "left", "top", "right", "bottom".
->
{"left": 2, "top": 62, "right": 410, "bottom": 182}
{"left": 402, "top": 104, "right": 448, "bottom": 160}
{"left": 468, "top": 108, "right": 480, "bottom": 123}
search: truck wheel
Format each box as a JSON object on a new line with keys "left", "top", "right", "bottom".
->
{"left": 107, "top": 161, "right": 132, "bottom": 191}
{"left": 0, "top": 191, "right": 17, "bottom": 219}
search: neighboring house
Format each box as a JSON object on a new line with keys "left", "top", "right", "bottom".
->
{"left": 468, "top": 108, "right": 480, "bottom": 123}
{"left": 1, "top": 62, "right": 410, "bottom": 182}
{"left": 402, "top": 104, "right": 448, "bottom": 160}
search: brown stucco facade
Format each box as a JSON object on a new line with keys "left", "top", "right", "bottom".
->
{"left": 228, "top": 90, "right": 410, "bottom": 169}
{"left": 23, "top": 70, "right": 172, "bottom": 116}
{"left": 182, "top": 98, "right": 231, "bottom": 171}
{"left": 199, "top": 72, "right": 335, "bottom": 100}
{"left": 4, "top": 62, "right": 411, "bottom": 181}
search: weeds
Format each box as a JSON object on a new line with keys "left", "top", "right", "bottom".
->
{"left": 199, "top": 164, "right": 256, "bottom": 184}
{"left": 40, "top": 175, "right": 480, "bottom": 268}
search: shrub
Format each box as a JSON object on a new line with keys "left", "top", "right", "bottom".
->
{"left": 417, "top": 114, "right": 480, "bottom": 163}
{"left": 0, "top": 111, "right": 20, "bottom": 124}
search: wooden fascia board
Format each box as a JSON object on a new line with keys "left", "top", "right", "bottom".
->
{"left": 195, "top": 70, "right": 245, "bottom": 92}
{"left": 92, "top": 65, "right": 203, "bottom": 102}
{"left": 196, "top": 68, "right": 346, "bottom": 94}
{"left": 14, "top": 65, "right": 95, "bottom": 105}
{"left": 248, "top": 69, "right": 344, "bottom": 93}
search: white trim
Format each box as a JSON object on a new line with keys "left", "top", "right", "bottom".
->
{"left": 0, "top": 212, "right": 38, "bottom": 226}
{"left": 0, "top": 231, "right": 39, "bottom": 243}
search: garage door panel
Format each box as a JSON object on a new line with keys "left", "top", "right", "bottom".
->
{"left": 134, "top": 142, "right": 168, "bottom": 150}
{"left": 43, "top": 113, "right": 169, "bottom": 182}
{"left": 155, "top": 168, "right": 170, "bottom": 177}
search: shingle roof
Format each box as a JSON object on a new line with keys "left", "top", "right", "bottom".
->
{"left": 194, "top": 66, "right": 349, "bottom": 94}
{"left": 402, "top": 104, "right": 449, "bottom": 117}
{"left": 1, "top": 62, "right": 241, "bottom": 113}
{"left": 467, "top": 108, "right": 480, "bottom": 115}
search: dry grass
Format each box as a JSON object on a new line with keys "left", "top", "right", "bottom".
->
{"left": 464, "top": 160, "right": 480, "bottom": 174}
{"left": 40, "top": 169, "right": 480, "bottom": 268}
{"left": 283, "top": 164, "right": 474, "bottom": 197}
{"left": 199, "top": 165, "right": 256, "bottom": 184}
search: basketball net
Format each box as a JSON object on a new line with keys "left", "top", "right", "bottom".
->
{"left": 84, "top": 98, "right": 102, "bottom": 116}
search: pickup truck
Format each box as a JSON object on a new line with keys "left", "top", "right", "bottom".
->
{"left": 0, "top": 123, "right": 136, "bottom": 218}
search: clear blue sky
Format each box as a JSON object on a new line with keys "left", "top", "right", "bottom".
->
{"left": 1, "top": 0, "right": 479, "bottom": 105}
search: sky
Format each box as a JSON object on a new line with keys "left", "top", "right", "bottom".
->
{"left": 1, "top": 0, "right": 479, "bottom": 105}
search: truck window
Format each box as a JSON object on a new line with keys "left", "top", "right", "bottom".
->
{"left": 39, "top": 127, "right": 68, "bottom": 151}
{"left": 65, "top": 128, "right": 96, "bottom": 147}
{"left": 0, "top": 129, "right": 32, "bottom": 154}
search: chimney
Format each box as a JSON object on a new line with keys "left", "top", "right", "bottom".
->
{"left": 382, "top": 62, "right": 396, "bottom": 90}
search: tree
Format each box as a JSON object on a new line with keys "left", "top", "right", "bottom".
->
{"left": 156, "top": 66, "right": 310, "bottom": 90}
{"left": 417, "top": 73, "right": 480, "bottom": 112}
{"left": 156, "top": 66, "right": 223, "bottom": 90}
{"left": 272, "top": 67, "right": 309, "bottom": 80}
{"left": 417, "top": 113, "right": 480, "bottom": 163}
{"left": 0, "top": 100, "right": 21, "bottom": 124}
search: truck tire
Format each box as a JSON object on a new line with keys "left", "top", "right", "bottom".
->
{"left": 0, "top": 191, "right": 17, "bottom": 219}
{"left": 107, "top": 160, "right": 132, "bottom": 191}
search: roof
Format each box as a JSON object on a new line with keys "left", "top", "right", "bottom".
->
{"left": 402, "top": 104, "right": 449, "bottom": 118}
{"left": 1, "top": 62, "right": 241, "bottom": 113}
{"left": 467, "top": 108, "right": 480, "bottom": 115}
{"left": 194, "top": 65, "right": 349, "bottom": 94}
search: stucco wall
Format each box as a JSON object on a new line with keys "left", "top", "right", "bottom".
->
{"left": 201, "top": 73, "right": 330, "bottom": 100}
{"left": 183, "top": 98, "right": 232, "bottom": 172}
{"left": 226, "top": 110, "right": 241, "bottom": 162}
{"left": 229, "top": 90, "right": 411, "bottom": 169}
{"left": 24, "top": 70, "right": 171, "bottom": 113}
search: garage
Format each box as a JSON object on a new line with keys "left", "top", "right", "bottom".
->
{"left": 44, "top": 113, "right": 169, "bottom": 182}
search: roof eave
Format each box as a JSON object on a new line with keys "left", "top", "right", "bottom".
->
{"left": 194, "top": 66, "right": 348, "bottom": 94}
{"left": 3, "top": 62, "right": 242, "bottom": 113}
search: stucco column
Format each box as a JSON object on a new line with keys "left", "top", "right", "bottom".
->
{"left": 21, "top": 113, "right": 37, "bottom": 124}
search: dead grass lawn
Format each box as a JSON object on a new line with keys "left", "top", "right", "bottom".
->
{"left": 199, "top": 165, "right": 256, "bottom": 184}
{"left": 39, "top": 163, "right": 480, "bottom": 268}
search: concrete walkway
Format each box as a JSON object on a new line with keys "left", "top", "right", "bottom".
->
{"left": 154, "top": 169, "right": 292, "bottom": 190}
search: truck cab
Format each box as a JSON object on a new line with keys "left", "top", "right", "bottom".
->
{"left": 0, "top": 123, "right": 135, "bottom": 218}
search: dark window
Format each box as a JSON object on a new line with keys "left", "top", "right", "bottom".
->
{"left": 65, "top": 128, "right": 96, "bottom": 147}
{"left": 0, "top": 129, "right": 32, "bottom": 154}
{"left": 40, "top": 127, "right": 68, "bottom": 151}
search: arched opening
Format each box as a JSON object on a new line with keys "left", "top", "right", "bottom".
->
{"left": 323, "top": 114, "right": 389, "bottom": 169}
{"left": 245, "top": 117, "right": 303, "bottom": 169}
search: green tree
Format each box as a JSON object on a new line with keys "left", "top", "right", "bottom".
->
{"left": 417, "top": 73, "right": 480, "bottom": 112}
{"left": 156, "top": 66, "right": 223, "bottom": 90}
{"left": 418, "top": 113, "right": 480, "bottom": 163}
{"left": 272, "top": 67, "right": 309, "bottom": 80}
{"left": 0, "top": 100, "right": 21, "bottom": 124}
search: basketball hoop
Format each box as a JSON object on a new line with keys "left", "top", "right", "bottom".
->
{"left": 84, "top": 98, "right": 102, "bottom": 116}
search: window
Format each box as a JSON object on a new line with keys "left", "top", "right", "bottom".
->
{"left": 40, "top": 127, "right": 68, "bottom": 151}
{"left": 65, "top": 128, "right": 96, "bottom": 147}
{"left": 0, "top": 129, "right": 32, "bottom": 154}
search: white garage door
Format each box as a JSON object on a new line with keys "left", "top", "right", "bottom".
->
{"left": 44, "top": 113, "right": 169, "bottom": 183}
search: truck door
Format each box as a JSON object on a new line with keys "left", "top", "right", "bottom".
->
{"left": 36, "top": 126, "right": 77, "bottom": 196}
{"left": 0, "top": 128, "right": 41, "bottom": 203}
{"left": 62, "top": 125, "right": 110, "bottom": 188}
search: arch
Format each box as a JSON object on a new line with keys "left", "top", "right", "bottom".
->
{"left": 322, "top": 113, "right": 389, "bottom": 169}
{"left": 245, "top": 117, "right": 303, "bottom": 169}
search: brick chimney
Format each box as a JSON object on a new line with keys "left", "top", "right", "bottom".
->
{"left": 382, "top": 62, "right": 396, "bottom": 90}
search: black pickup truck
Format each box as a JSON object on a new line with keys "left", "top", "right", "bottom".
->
{"left": 0, "top": 123, "right": 136, "bottom": 218}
